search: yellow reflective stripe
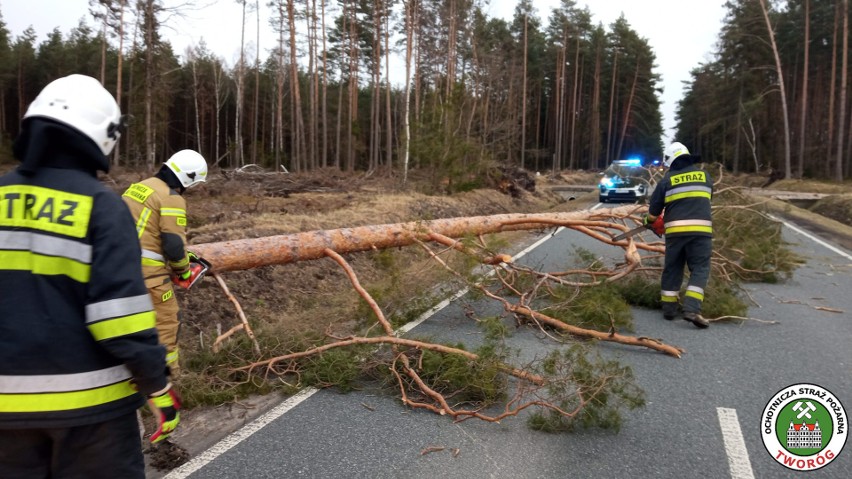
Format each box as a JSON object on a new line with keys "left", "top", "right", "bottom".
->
{"left": 160, "top": 208, "right": 186, "bottom": 217}
{"left": 166, "top": 349, "right": 179, "bottom": 365}
{"left": 88, "top": 311, "right": 157, "bottom": 341}
{"left": 0, "top": 250, "right": 90, "bottom": 283}
{"left": 135, "top": 207, "right": 152, "bottom": 238}
{"left": 685, "top": 290, "right": 705, "bottom": 301}
{"left": 661, "top": 296, "right": 679, "bottom": 303}
{"left": 0, "top": 380, "right": 136, "bottom": 413}
{"left": 0, "top": 186, "right": 93, "bottom": 238}
{"left": 665, "top": 225, "right": 713, "bottom": 234}
{"left": 664, "top": 191, "right": 712, "bottom": 203}
{"left": 122, "top": 183, "right": 154, "bottom": 204}
{"left": 170, "top": 256, "right": 190, "bottom": 268}
{"left": 142, "top": 257, "right": 165, "bottom": 266}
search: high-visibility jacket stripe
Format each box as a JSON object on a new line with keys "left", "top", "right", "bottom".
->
{"left": 160, "top": 208, "right": 186, "bottom": 217}
{"left": 166, "top": 349, "right": 179, "bottom": 365}
{"left": 170, "top": 256, "right": 190, "bottom": 269}
{"left": 0, "top": 365, "right": 132, "bottom": 394}
{"left": 666, "top": 225, "right": 713, "bottom": 235}
{"left": 665, "top": 219, "right": 713, "bottom": 228}
{"left": 86, "top": 294, "right": 153, "bottom": 323}
{"left": 665, "top": 191, "right": 712, "bottom": 203}
{"left": 142, "top": 249, "right": 165, "bottom": 261}
{"left": 87, "top": 311, "right": 157, "bottom": 341}
{"left": 0, "top": 250, "right": 90, "bottom": 283}
{"left": 135, "top": 207, "right": 152, "bottom": 238}
{"left": 0, "top": 380, "right": 136, "bottom": 413}
{"left": 665, "top": 185, "right": 712, "bottom": 198}
{"left": 0, "top": 231, "right": 92, "bottom": 263}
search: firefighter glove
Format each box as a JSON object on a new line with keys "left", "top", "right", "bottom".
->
{"left": 148, "top": 384, "right": 181, "bottom": 444}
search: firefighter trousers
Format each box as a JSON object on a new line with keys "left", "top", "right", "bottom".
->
{"left": 0, "top": 412, "right": 144, "bottom": 478}
{"left": 660, "top": 235, "right": 712, "bottom": 316}
{"left": 149, "top": 281, "right": 182, "bottom": 374}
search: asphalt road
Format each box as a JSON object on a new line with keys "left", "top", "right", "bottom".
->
{"left": 165, "top": 202, "right": 852, "bottom": 479}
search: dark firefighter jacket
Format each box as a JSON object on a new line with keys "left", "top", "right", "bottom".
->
{"left": 0, "top": 119, "right": 167, "bottom": 429}
{"left": 648, "top": 162, "right": 713, "bottom": 237}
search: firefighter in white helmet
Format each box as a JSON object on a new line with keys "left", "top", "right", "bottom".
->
{"left": 644, "top": 141, "right": 713, "bottom": 328}
{"left": 122, "top": 149, "right": 208, "bottom": 373}
{"left": 0, "top": 74, "right": 179, "bottom": 477}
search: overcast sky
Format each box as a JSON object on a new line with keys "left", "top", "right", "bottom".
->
{"left": 3, "top": 0, "right": 726, "bottom": 142}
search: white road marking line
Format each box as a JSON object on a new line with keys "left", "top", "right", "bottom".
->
{"left": 716, "top": 407, "right": 756, "bottom": 479}
{"left": 164, "top": 388, "right": 319, "bottom": 479}
{"left": 769, "top": 214, "right": 852, "bottom": 261}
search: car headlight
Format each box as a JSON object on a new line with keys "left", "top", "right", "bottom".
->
{"left": 600, "top": 178, "right": 614, "bottom": 188}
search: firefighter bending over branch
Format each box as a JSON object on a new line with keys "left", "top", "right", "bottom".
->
{"left": 644, "top": 141, "right": 713, "bottom": 329}
{"left": 122, "top": 149, "right": 208, "bottom": 374}
{"left": 0, "top": 74, "right": 179, "bottom": 478}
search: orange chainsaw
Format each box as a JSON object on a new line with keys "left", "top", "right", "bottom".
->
{"left": 171, "top": 253, "right": 212, "bottom": 289}
{"left": 613, "top": 214, "right": 664, "bottom": 241}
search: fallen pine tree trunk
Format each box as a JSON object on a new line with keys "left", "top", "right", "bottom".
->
{"left": 191, "top": 204, "right": 648, "bottom": 272}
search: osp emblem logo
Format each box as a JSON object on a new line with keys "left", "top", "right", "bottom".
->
{"left": 762, "top": 383, "right": 847, "bottom": 471}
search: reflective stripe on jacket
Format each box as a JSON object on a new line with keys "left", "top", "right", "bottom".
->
{"left": 122, "top": 177, "right": 190, "bottom": 287}
{"left": 648, "top": 165, "right": 713, "bottom": 237}
{"left": 0, "top": 168, "right": 167, "bottom": 428}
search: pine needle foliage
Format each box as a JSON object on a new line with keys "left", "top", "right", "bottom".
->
{"left": 527, "top": 345, "right": 646, "bottom": 433}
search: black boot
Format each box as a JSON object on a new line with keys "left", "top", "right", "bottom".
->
{"left": 683, "top": 311, "right": 709, "bottom": 328}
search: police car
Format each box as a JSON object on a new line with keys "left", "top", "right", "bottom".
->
{"left": 598, "top": 158, "right": 654, "bottom": 203}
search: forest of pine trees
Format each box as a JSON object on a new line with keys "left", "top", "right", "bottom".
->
{"left": 0, "top": 1, "right": 848, "bottom": 184}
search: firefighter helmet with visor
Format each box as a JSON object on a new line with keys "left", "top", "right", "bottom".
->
{"left": 165, "top": 150, "right": 208, "bottom": 188}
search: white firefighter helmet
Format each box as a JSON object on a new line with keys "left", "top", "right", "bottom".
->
{"left": 23, "top": 74, "right": 123, "bottom": 156}
{"left": 663, "top": 141, "right": 690, "bottom": 167}
{"left": 165, "top": 150, "right": 208, "bottom": 188}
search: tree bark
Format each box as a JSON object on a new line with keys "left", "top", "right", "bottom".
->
{"left": 190, "top": 205, "right": 645, "bottom": 272}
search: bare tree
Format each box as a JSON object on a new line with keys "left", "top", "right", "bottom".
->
{"left": 758, "top": 0, "right": 792, "bottom": 179}
{"left": 187, "top": 47, "right": 201, "bottom": 152}
{"left": 402, "top": 0, "right": 415, "bottom": 184}
{"left": 252, "top": 0, "right": 261, "bottom": 165}
{"left": 796, "top": 0, "right": 810, "bottom": 178}
{"left": 320, "top": 0, "right": 329, "bottom": 167}
{"left": 288, "top": 0, "right": 306, "bottom": 171}
{"left": 212, "top": 56, "right": 229, "bottom": 166}
{"left": 521, "top": 12, "right": 527, "bottom": 169}
{"left": 90, "top": 0, "right": 130, "bottom": 165}
{"left": 835, "top": 0, "right": 849, "bottom": 181}
{"left": 384, "top": 0, "right": 393, "bottom": 172}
